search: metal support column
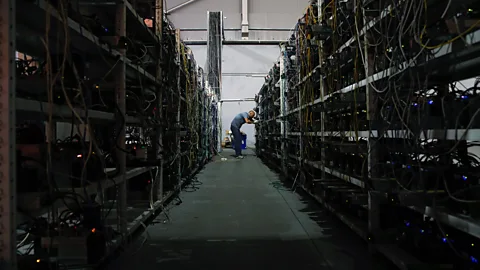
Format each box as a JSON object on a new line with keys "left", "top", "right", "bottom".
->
{"left": 206, "top": 11, "right": 223, "bottom": 153}
{"left": 217, "top": 99, "right": 222, "bottom": 153}
{"left": 318, "top": 1, "right": 326, "bottom": 181}
{"left": 362, "top": 3, "right": 380, "bottom": 252}
{"left": 166, "top": 0, "right": 199, "bottom": 14}
{"left": 0, "top": 0, "right": 16, "bottom": 268}
{"left": 175, "top": 29, "right": 182, "bottom": 183}
{"left": 155, "top": 0, "right": 164, "bottom": 201}
{"left": 115, "top": 3, "right": 127, "bottom": 234}
{"left": 279, "top": 44, "right": 287, "bottom": 175}
{"left": 298, "top": 81, "right": 304, "bottom": 164}
{"left": 368, "top": 191, "right": 387, "bottom": 250}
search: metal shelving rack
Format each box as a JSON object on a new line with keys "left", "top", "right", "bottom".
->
{"left": 257, "top": 0, "right": 480, "bottom": 268}
{"left": 0, "top": 1, "right": 18, "bottom": 269}
{"left": 255, "top": 63, "right": 282, "bottom": 167}
{"left": 0, "top": 0, "right": 215, "bottom": 269}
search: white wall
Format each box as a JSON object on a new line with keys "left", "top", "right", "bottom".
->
{"left": 166, "top": 0, "right": 306, "bottom": 41}
{"left": 166, "top": 0, "right": 304, "bottom": 146}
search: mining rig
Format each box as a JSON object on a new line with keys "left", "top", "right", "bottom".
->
{"left": 0, "top": 0, "right": 218, "bottom": 269}
{"left": 256, "top": 0, "right": 480, "bottom": 268}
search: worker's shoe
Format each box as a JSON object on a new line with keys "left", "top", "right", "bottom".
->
{"left": 235, "top": 155, "right": 244, "bottom": 159}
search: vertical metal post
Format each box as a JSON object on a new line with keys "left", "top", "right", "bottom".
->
{"left": 115, "top": 3, "right": 127, "bottom": 234}
{"left": 279, "top": 44, "right": 287, "bottom": 174}
{"left": 219, "top": 11, "right": 224, "bottom": 84}
{"left": 217, "top": 100, "right": 222, "bottom": 153}
{"left": 206, "top": 11, "right": 223, "bottom": 153}
{"left": 362, "top": 4, "right": 380, "bottom": 252}
{"left": 364, "top": 8, "right": 375, "bottom": 175}
{"left": 298, "top": 99, "right": 303, "bottom": 161}
{"left": 0, "top": 0, "right": 16, "bottom": 268}
{"left": 368, "top": 191, "right": 386, "bottom": 250}
{"left": 298, "top": 89, "right": 303, "bottom": 161}
{"left": 318, "top": 0, "right": 326, "bottom": 181}
{"left": 204, "top": 89, "right": 207, "bottom": 160}
{"left": 175, "top": 30, "right": 182, "bottom": 185}
{"left": 296, "top": 13, "right": 304, "bottom": 166}
{"left": 155, "top": 0, "right": 164, "bottom": 201}
{"left": 205, "top": 94, "right": 208, "bottom": 158}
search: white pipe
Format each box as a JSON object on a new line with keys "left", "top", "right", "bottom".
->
{"left": 220, "top": 98, "right": 255, "bottom": 102}
{"left": 166, "top": 0, "right": 199, "bottom": 14}
{"left": 241, "top": 0, "right": 249, "bottom": 39}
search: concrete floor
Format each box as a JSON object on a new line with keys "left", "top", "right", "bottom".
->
{"left": 107, "top": 149, "right": 393, "bottom": 270}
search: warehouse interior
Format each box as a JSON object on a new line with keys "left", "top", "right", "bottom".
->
{"left": 2, "top": 0, "right": 480, "bottom": 269}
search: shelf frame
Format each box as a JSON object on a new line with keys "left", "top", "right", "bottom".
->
{"left": 256, "top": 0, "right": 480, "bottom": 268}
{"left": 6, "top": 0, "right": 214, "bottom": 268}
{"left": 0, "top": 0, "right": 17, "bottom": 269}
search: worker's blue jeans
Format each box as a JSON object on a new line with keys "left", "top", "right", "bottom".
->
{"left": 230, "top": 125, "right": 242, "bottom": 156}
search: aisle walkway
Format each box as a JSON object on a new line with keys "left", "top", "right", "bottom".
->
{"left": 108, "top": 149, "right": 392, "bottom": 270}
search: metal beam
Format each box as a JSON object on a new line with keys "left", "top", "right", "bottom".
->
{"left": 221, "top": 98, "right": 255, "bottom": 102}
{"left": 175, "top": 29, "right": 182, "bottom": 188}
{"left": 78, "top": 1, "right": 117, "bottom": 5}
{"left": 250, "top": 28, "right": 292, "bottom": 31}
{"left": 222, "top": 72, "right": 267, "bottom": 77}
{"left": 155, "top": 0, "right": 164, "bottom": 201}
{"left": 180, "top": 28, "right": 291, "bottom": 31}
{"left": 181, "top": 28, "right": 240, "bottom": 31}
{"left": 0, "top": 0, "right": 17, "bottom": 269}
{"left": 166, "top": 0, "right": 200, "bottom": 14}
{"left": 185, "top": 40, "right": 283, "bottom": 45}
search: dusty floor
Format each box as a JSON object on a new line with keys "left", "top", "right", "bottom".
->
{"left": 107, "top": 149, "right": 393, "bottom": 270}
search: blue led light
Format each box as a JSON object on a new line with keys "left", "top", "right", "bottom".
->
{"left": 420, "top": 229, "right": 425, "bottom": 233}
{"left": 463, "top": 176, "right": 468, "bottom": 181}
{"left": 471, "top": 256, "right": 478, "bottom": 264}
{"left": 413, "top": 103, "right": 418, "bottom": 107}
{"left": 407, "top": 165, "right": 411, "bottom": 169}
{"left": 442, "top": 238, "right": 447, "bottom": 243}
{"left": 405, "top": 222, "right": 410, "bottom": 227}
{"left": 461, "top": 95, "right": 468, "bottom": 99}
{"left": 428, "top": 100, "right": 434, "bottom": 105}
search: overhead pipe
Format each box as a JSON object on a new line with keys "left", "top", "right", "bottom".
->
{"left": 222, "top": 72, "right": 267, "bottom": 77}
{"left": 179, "top": 28, "right": 291, "bottom": 31}
{"left": 221, "top": 98, "right": 255, "bottom": 102}
{"left": 166, "top": 0, "right": 200, "bottom": 14}
{"left": 180, "top": 28, "right": 241, "bottom": 31}
{"left": 184, "top": 40, "right": 283, "bottom": 45}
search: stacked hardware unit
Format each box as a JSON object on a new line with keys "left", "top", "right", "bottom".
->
{"left": 257, "top": 0, "right": 480, "bottom": 268}
{"left": 255, "top": 64, "right": 283, "bottom": 168}
{"left": 0, "top": 1, "right": 218, "bottom": 269}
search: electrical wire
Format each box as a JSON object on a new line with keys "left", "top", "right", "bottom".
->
{"left": 257, "top": 0, "right": 480, "bottom": 266}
